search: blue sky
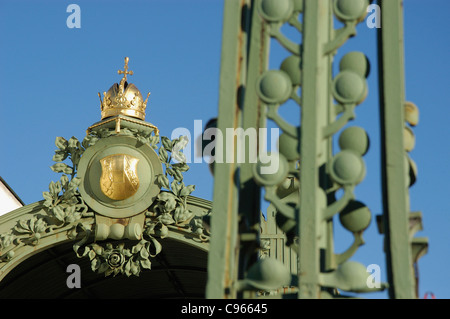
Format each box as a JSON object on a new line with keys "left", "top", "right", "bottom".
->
{"left": 0, "top": 0, "right": 448, "bottom": 299}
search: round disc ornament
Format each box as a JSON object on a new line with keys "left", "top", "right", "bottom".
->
{"left": 339, "top": 200, "right": 371, "bottom": 233}
{"left": 339, "top": 51, "right": 371, "bottom": 78}
{"left": 278, "top": 131, "right": 301, "bottom": 161}
{"left": 329, "top": 150, "right": 366, "bottom": 186}
{"left": 280, "top": 55, "right": 302, "bottom": 86}
{"left": 258, "top": 0, "right": 294, "bottom": 23}
{"left": 256, "top": 70, "right": 292, "bottom": 104}
{"left": 252, "top": 152, "right": 289, "bottom": 186}
{"left": 338, "top": 126, "right": 370, "bottom": 156}
{"left": 78, "top": 135, "right": 163, "bottom": 218}
{"left": 334, "top": 0, "right": 369, "bottom": 23}
{"left": 332, "top": 70, "right": 367, "bottom": 105}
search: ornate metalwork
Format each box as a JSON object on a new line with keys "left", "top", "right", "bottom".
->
{"left": 207, "top": 0, "right": 426, "bottom": 299}
{"left": 253, "top": 0, "right": 387, "bottom": 298}
{"left": 0, "top": 1, "right": 427, "bottom": 298}
{"left": 72, "top": 130, "right": 209, "bottom": 277}
{"left": 0, "top": 135, "right": 91, "bottom": 266}
{"left": 0, "top": 59, "right": 210, "bottom": 279}
{"left": 377, "top": 0, "right": 427, "bottom": 298}
{"left": 0, "top": 128, "right": 209, "bottom": 277}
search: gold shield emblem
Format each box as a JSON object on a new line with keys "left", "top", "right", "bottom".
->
{"left": 100, "top": 154, "right": 140, "bottom": 200}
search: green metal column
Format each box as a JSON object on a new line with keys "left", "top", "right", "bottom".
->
{"left": 206, "top": 0, "right": 249, "bottom": 299}
{"left": 377, "top": 0, "right": 417, "bottom": 299}
{"left": 237, "top": 0, "right": 270, "bottom": 291}
{"left": 298, "top": 0, "right": 333, "bottom": 299}
{"left": 206, "top": 0, "right": 271, "bottom": 299}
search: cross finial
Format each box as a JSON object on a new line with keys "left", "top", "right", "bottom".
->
{"left": 118, "top": 57, "right": 133, "bottom": 81}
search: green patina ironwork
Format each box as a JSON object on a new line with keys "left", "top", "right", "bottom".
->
{"left": 205, "top": 0, "right": 247, "bottom": 299}
{"left": 0, "top": 124, "right": 209, "bottom": 278}
{"left": 252, "top": 0, "right": 380, "bottom": 298}
{"left": 0, "top": 56, "right": 213, "bottom": 286}
{"left": 206, "top": 0, "right": 426, "bottom": 299}
{"left": 377, "top": 0, "right": 427, "bottom": 298}
{"left": 0, "top": 0, "right": 427, "bottom": 299}
{"left": 0, "top": 135, "right": 91, "bottom": 265}
{"left": 72, "top": 127, "right": 209, "bottom": 277}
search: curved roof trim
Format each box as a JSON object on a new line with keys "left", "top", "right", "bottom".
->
{"left": 0, "top": 195, "right": 211, "bottom": 282}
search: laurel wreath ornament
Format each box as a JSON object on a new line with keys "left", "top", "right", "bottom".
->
{"left": 0, "top": 135, "right": 91, "bottom": 264}
{"left": 0, "top": 128, "right": 209, "bottom": 278}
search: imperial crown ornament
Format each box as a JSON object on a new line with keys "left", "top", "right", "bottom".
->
{"left": 99, "top": 57, "right": 151, "bottom": 121}
{"left": 78, "top": 57, "right": 163, "bottom": 218}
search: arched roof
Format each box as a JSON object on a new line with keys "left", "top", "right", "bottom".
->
{"left": 0, "top": 196, "right": 211, "bottom": 298}
{"left": 0, "top": 237, "right": 208, "bottom": 299}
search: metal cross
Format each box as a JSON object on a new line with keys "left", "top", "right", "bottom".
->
{"left": 118, "top": 57, "right": 134, "bottom": 81}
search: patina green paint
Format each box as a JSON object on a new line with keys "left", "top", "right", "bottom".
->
{"left": 236, "top": 0, "right": 270, "bottom": 298}
{"left": 298, "top": 0, "right": 332, "bottom": 299}
{"left": 206, "top": 0, "right": 248, "bottom": 299}
{"left": 0, "top": 0, "right": 427, "bottom": 300}
{"left": 377, "top": 0, "right": 419, "bottom": 299}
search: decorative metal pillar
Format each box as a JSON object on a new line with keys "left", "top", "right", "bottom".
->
{"left": 207, "top": 0, "right": 427, "bottom": 299}
{"left": 377, "top": 0, "right": 427, "bottom": 299}
{"left": 206, "top": 0, "right": 251, "bottom": 299}
{"left": 206, "top": 0, "right": 281, "bottom": 299}
{"left": 236, "top": 1, "right": 270, "bottom": 299}
{"left": 297, "top": 0, "right": 380, "bottom": 298}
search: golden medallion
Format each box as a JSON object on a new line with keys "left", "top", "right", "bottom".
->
{"left": 100, "top": 154, "right": 140, "bottom": 200}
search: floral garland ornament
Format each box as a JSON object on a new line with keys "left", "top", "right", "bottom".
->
{"left": 73, "top": 230, "right": 162, "bottom": 277}
{"left": 0, "top": 131, "right": 209, "bottom": 278}
{"left": 73, "top": 134, "right": 209, "bottom": 277}
{"left": 0, "top": 136, "right": 92, "bottom": 265}
{"left": 67, "top": 128, "right": 163, "bottom": 277}
{"left": 69, "top": 128, "right": 161, "bottom": 277}
{"left": 45, "top": 136, "right": 91, "bottom": 232}
{"left": 149, "top": 136, "right": 209, "bottom": 242}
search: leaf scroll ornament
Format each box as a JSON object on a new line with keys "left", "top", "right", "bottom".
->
{"left": 73, "top": 236, "right": 162, "bottom": 277}
{"left": 0, "top": 136, "right": 92, "bottom": 263}
{"left": 150, "top": 135, "right": 210, "bottom": 242}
